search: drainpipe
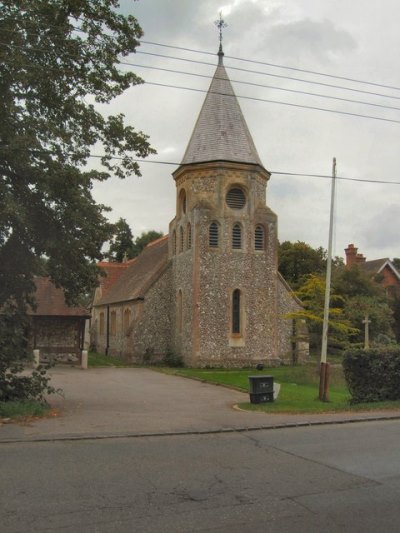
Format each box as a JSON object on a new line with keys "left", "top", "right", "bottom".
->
{"left": 106, "top": 305, "right": 110, "bottom": 356}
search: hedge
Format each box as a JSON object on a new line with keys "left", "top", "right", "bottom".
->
{"left": 342, "top": 347, "right": 400, "bottom": 404}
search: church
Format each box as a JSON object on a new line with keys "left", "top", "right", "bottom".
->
{"left": 90, "top": 44, "right": 308, "bottom": 367}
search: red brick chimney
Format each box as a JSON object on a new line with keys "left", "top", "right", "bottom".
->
{"left": 345, "top": 244, "right": 358, "bottom": 267}
{"left": 355, "top": 253, "right": 366, "bottom": 264}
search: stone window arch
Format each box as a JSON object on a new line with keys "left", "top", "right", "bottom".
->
{"left": 179, "top": 226, "right": 185, "bottom": 253}
{"left": 99, "top": 312, "right": 105, "bottom": 336}
{"left": 123, "top": 308, "right": 131, "bottom": 332}
{"left": 172, "top": 230, "right": 176, "bottom": 255}
{"left": 187, "top": 222, "right": 192, "bottom": 249}
{"left": 226, "top": 186, "right": 246, "bottom": 209}
{"left": 177, "top": 289, "right": 183, "bottom": 334}
{"left": 209, "top": 221, "right": 219, "bottom": 248}
{"left": 110, "top": 310, "right": 117, "bottom": 336}
{"left": 179, "top": 188, "right": 187, "bottom": 217}
{"left": 232, "top": 289, "right": 241, "bottom": 334}
{"left": 255, "top": 224, "right": 265, "bottom": 250}
{"left": 232, "top": 223, "right": 242, "bottom": 249}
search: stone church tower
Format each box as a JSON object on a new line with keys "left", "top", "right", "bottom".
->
{"left": 169, "top": 47, "right": 283, "bottom": 367}
{"left": 91, "top": 46, "right": 306, "bottom": 367}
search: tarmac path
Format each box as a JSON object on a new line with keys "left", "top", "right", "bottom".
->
{"left": 1, "top": 367, "right": 400, "bottom": 443}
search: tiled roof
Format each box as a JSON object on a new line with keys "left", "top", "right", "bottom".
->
{"left": 29, "top": 277, "right": 91, "bottom": 317}
{"left": 362, "top": 258, "right": 400, "bottom": 280}
{"left": 181, "top": 52, "right": 264, "bottom": 167}
{"left": 96, "top": 260, "right": 133, "bottom": 298}
{"left": 95, "top": 236, "right": 169, "bottom": 306}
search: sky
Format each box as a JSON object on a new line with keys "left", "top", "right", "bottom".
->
{"left": 91, "top": 0, "right": 400, "bottom": 261}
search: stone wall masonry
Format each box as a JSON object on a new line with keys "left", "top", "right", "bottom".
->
{"left": 91, "top": 266, "right": 172, "bottom": 363}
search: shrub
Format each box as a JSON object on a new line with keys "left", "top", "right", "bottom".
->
{"left": 162, "top": 351, "right": 184, "bottom": 368}
{"left": 342, "top": 346, "right": 400, "bottom": 404}
{"left": 0, "top": 366, "right": 57, "bottom": 403}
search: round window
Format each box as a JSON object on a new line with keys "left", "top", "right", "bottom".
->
{"left": 226, "top": 187, "right": 246, "bottom": 209}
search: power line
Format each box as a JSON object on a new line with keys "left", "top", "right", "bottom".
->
{"left": 136, "top": 51, "right": 400, "bottom": 102}
{"left": 143, "top": 81, "right": 400, "bottom": 125}
{"left": 59, "top": 154, "right": 400, "bottom": 185}
{"left": 127, "top": 62, "right": 400, "bottom": 113}
{"left": 2, "top": 147, "right": 399, "bottom": 185}
{"left": 2, "top": 38, "right": 399, "bottom": 104}
{"left": 140, "top": 40, "right": 400, "bottom": 94}
{"left": 2, "top": 44, "right": 399, "bottom": 123}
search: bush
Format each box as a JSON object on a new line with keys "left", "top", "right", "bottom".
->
{"left": 162, "top": 351, "right": 184, "bottom": 368}
{"left": 0, "top": 366, "right": 57, "bottom": 403}
{"left": 342, "top": 346, "right": 400, "bottom": 404}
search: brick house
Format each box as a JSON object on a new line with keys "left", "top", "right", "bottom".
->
{"left": 90, "top": 46, "right": 308, "bottom": 367}
{"left": 344, "top": 244, "right": 400, "bottom": 291}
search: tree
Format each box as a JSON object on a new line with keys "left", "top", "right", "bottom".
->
{"left": 286, "top": 274, "right": 354, "bottom": 353}
{"left": 0, "top": 1, "right": 155, "bottom": 398}
{"left": 132, "top": 230, "right": 164, "bottom": 257}
{"left": 108, "top": 218, "right": 135, "bottom": 262}
{"left": 278, "top": 241, "right": 343, "bottom": 288}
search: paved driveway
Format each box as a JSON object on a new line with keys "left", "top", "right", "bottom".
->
{"left": 1, "top": 367, "right": 399, "bottom": 442}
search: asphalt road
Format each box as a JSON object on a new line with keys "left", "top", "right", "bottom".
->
{"left": 2, "top": 419, "right": 400, "bottom": 532}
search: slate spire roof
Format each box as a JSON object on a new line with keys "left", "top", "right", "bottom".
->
{"left": 180, "top": 47, "right": 264, "bottom": 167}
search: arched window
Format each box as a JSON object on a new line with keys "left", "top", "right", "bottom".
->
{"left": 187, "top": 223, "right": 192, "bottom": 249}
{"left": 255, "top": 225, "right": 265, "bottom": 250}
{"left": 209, "top": 222, "right": 219, "bottom": 248}
{"left": 99, "top": 312, "right": 105, "bottom": 335}
{"left": 110, "top": 310, "right": 117, "bottom": 336}
{"left": 226, "top": 187, "right": 246, "bottom": 209}
{"left": 232, "top": 223, "right": 242, "bottom": 249}
{"left": 177, "top": 290, "right": 183, "bottom": 334}
{"left": 179, "top": 226, "right": 184, "bottom": 252}
{"left": 172, "top": 230, "right": 176, "bottom": 255}
{"left": 123, "top": 308, "right": 131, "bottom": 332}
{"left": 179, "top": 189, "right": 186, "bottom": 216}
{"left": 232, "top": 289, "right": 241, "bottom": 334}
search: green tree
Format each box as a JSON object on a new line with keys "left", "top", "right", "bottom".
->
{"left": 343, "top": 295, "right": 394, "bottom": 345}
{"left": 132, "top": 230, "right": 164, "bottom": 256}
{"left": 278, "top": 241, "right": 343, "bottom": 288}
{"left": 0, "top": 1, "right": 155, "bottom": 398}
{"left": 287, "top": 274, "right": 355, "bottom": 353}
{"left": 108, "top": 218, "right": 135, "bottom": 262}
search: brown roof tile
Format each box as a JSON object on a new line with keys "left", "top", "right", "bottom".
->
{"left": 95, "top": 236, "right": 169, "bottom": 306}
{"left": 29, "top": 277, "right": 91, "bottom": 317}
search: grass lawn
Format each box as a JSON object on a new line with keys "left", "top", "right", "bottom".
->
{"left": 161, "top": 364, "right": 400, "bottom": 414}
{"left": 0, "top": 400, "right": 50, "bottom": 420}
{"left": 88, "top": 351, "right": 139, "bottom": 368}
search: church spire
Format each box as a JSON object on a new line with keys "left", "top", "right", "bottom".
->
{"left": 180, "top": 16, "right": 264, "bottom": 168}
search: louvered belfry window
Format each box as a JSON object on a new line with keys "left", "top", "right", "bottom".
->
{"left": 180, "top": 226, "right": 184, "bottom": 252}
{"left": 232, "top": 289, "right": 241, "bottom": 334}
{"left": 232, "top": 223, "right": 242, "bottom": 249}
{"left": 255, "top": 225, "right": 265, "bottom": 250}
{"left": 226, "top": 187, "right": 246, "bottom": 209}
{"left": 209, "top": 222, "right": 219, "bottom": 247}
{"left": 187, "top": 223, "right": 192, "bottom": 249}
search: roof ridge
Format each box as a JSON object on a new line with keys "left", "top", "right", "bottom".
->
{"left": 145, "top": 234, "right": 168, "bottom": 249}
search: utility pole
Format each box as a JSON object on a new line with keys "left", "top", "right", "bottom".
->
{"left": 319, "top": 157, "right": 337, "bottom": 402}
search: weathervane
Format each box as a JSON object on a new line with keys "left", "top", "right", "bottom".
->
{"left": 214, "top": 12, "right": 227, "bottom": 47}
